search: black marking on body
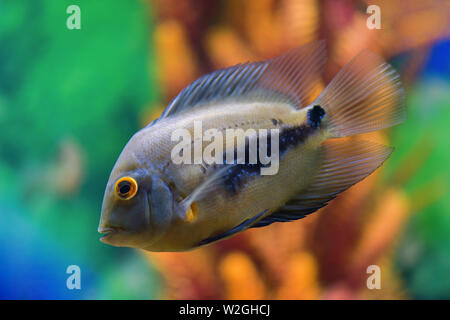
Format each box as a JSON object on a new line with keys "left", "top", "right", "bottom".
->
{"left": 271, "top": 118, "right": 284, "bottom": 126}
{"left": 308, "top": 105, "right": 326, "bottom": 129}
{"left": 221, "top": 123, "right": 317, "bottom": 194}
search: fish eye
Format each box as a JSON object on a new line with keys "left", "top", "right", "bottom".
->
{"left": 115, "top": 177, "right": 138, "bottom": 200}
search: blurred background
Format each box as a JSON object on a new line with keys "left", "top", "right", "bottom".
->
{"left": 0, "top": 0, "right": 449, "bottom": 299}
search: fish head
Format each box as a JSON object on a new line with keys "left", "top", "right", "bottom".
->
{"left": 98, "top": 141, "right": 162, "bottom": 248}
{"left": 98, "top": 170, "right": 151, "bottom": 248}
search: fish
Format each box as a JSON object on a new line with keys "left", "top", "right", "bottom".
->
{"left": 98, "top": 41, "right": 406, "bottom": 252}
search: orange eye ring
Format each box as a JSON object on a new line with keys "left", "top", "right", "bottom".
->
{"left": 115, "top": 177, "right": 138, "bottom": 200}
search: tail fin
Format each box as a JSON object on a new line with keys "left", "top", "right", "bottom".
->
{"left": 316, "top": 50, "right": 406, "bottom": 138}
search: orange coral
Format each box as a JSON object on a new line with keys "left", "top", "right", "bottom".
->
{"left": 219, "top": 251, "right": 266, "bottom": 300}
{"left": 275, "top": 252, "right": 320, "bottom": 300}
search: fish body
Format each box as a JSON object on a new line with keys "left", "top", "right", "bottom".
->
{"left": 98, "top": 41, "right": 406, "bottom": 251}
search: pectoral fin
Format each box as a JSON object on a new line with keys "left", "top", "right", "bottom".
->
{"left": 175, "top": 165, "right": 232, "bottom": 222}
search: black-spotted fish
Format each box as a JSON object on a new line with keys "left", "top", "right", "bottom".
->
{"left": 98, "top": 41, "right": 406, "bottom": 251}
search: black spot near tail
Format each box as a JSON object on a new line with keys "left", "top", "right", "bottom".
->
{"left": 308, "top": 105, "right": 326, "bottom": 129}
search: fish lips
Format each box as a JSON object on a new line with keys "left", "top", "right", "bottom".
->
{"left": 98, "top": 226, "right": 122, "bottom": 244}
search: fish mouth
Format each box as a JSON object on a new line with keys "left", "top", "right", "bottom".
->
{"left": 98, "top": 226, "right": 123, "bottom": 243}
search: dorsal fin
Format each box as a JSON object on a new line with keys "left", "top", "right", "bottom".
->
{"left": 152, "top": 41, "right": 326, "bottom": 125}
{"left": 251, "top": 139, "right": 393, "bottom": 228}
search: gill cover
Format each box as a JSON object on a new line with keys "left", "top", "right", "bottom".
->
{"left": 148, "top": 176, "right": 174, "bottom": 243}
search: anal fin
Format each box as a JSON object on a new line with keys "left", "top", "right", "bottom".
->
{"left": 198, "top": 210, "right": 267, "bottom": 246}
{"left": 251, "top": 139, "right": 393, "bottom": 228}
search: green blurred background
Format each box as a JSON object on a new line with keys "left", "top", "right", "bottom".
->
{"left": 0, "top": 0, "right": 449, "bottom": 299}
{"left": 0, "top": 0, "right": 160, "bottom": 299}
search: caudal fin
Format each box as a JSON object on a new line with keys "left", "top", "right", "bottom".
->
{"left": 316, "top": 50, "right": 406, "bottom": 138}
